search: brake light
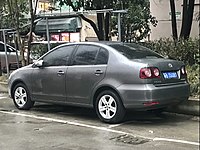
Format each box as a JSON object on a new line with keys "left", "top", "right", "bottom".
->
{"left": 153, "top": 68, "right": 160, "bottom": 77}
{"left": 181, "top": 66, "right": 187, "bottom": 75}
{"left": 140, "top": 67, "right": 160, "bottom": 79}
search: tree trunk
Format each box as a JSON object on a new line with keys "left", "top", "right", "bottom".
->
{"left": 14, "top": 0, "right": 25, "bottom": 66}
{"left": 97, "top": 13, "right": 104, "bottom": 40}
{"left": 180, "top": 0, "right": 195, "bottom": 39}
{"left": 27, "top": 0, "right": 38, "bottom": 65}
{"left": 104, "top": 13, "right": 110, "bottom": 41}
{"left": 62, "top": 0, "right": 110, "bottom": 41}
{"left": 27, "top": 0, "right": 34, "bottom": 65}
{"left": 184, "top": 0, "right": 195, "bottom": 39}
{"left": 170, "top": 0, "right": 178, "bottom": 40}
{"left": 180, "top": 0, "right": 188, "bottom": 38}
{"left": 79, "top": 14, "right": 102, "bottom": 40}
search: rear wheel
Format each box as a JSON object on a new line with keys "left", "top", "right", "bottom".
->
{"left": 12, "top": 83, "right": 34, "bottom": 110}
{"left": 95, "top": 90, "right": 125, "bottom": 123}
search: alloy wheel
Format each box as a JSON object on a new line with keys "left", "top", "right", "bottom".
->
{"left": 98, "top": 95, "right": 117, "bottom": 119}
{"left": 14, "top": 87, "right": 27, "bottom": 107}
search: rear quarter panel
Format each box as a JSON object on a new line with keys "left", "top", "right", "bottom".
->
{"left": 105, "top": 49, "right": 147, "bottom": 85}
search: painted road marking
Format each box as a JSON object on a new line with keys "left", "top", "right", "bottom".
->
{"left": 153, "top": 138, "right": 199, "bottom": 146}
{"left": 0, "top": 110, "right": 199, "bottom": 146}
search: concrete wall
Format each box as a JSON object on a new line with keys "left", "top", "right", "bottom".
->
{"left": 150, "top": 0, "right": 200, "bottom": 40}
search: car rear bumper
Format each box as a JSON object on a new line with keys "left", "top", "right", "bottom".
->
{"left": 117, "top": 82, "right": 190, "bottom": 110}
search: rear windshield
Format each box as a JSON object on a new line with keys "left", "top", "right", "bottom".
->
{"left": 109, "top": 43, "right": 163, "bottom": 59}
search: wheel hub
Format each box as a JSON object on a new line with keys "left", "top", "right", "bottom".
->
{"left": 98, "top": 95, "right": 117, "bottom": 119}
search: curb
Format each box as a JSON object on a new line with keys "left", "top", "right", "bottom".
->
{"left": 166, "top": 99, "right": 199, "bottom": 116}
{"left": 0, "top": 82, "right": 199, "bottom": 116}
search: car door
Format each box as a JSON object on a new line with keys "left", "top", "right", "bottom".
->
{"left": 31, "top": 45, "right": 76, "bottom": 102}
{"left": 66, "top": 45, "right": 108, "bottom": 104}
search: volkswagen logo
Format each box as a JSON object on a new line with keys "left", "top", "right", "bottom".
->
{"left": 168, "top": 63, "right": 173, "bottom": 68}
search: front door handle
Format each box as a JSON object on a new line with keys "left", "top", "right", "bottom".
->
{"left": 95, "top": 70, "right": 103, "bottom": 76}
{"left": 57, "top": 71, "right": 65, "bottom": 76}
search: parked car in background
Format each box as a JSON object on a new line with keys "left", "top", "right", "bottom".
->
{"left": 0, "top": 41, "right": 20, "bottom": 73}
{"left": 8, "top": 42, "right": 190, "bottom": 123}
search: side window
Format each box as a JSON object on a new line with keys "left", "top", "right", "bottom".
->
{"left": 73, "top": 45, "right": 99, "bottom": 65}
{"left": 43, "top": 45, "right": 75, "bottom": 66}
{"left": 96, "top": 48, "right": 109, "bottom": 65}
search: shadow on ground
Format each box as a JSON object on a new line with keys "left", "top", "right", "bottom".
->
{"left": 26, "top": 103, "right": 195, "bottom": 125}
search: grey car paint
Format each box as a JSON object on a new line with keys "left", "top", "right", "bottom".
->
{"left": 8, "top": 42, "right": 190, "bottom": 111}
{"left": 66, "top": 65, "right": 107, "bottom": 105}
{"left": 31, "top": 66, "right": 67, "bottom": 102}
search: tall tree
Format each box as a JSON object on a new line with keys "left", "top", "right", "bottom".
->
{"left": 58, "top": 0, "right": 114, "bottom": 40}
{"left": 116, "top": 0, "right": 157, "bottom": 42}
{"left": 1, "top": 0, "right": 29, "bottom": 66}
{"left": 57, "top": 0, "right": 157, "bottom": 41}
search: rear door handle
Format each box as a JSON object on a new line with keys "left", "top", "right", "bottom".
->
{"left": 95, "top": 70, "right": 103, "bottom": 75}
{"left": 57, "top": 71, "right": 65, "bottom": 76}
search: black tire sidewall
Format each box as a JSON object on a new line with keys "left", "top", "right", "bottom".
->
{"left": 95, "top": 90, "right": 125, "bottom": 124}
{"left": 13, "top": 83, "right": 34, "bottom": 110}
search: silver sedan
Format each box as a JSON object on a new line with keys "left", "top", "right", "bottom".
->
{"left": 8, "top": 42, "right": 190, "bottom": 123}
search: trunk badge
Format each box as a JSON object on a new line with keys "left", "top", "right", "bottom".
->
{"left": 168, "top": 63, "right": 173, "bottom": 68}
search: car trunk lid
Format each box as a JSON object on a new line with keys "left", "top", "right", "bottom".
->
{"left": 133, "top": 58, "right": 187, "bottom": 85}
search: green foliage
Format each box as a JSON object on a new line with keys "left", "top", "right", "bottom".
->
{"left": 140, "top": 38, "right": 199, "bottom": 66}
{"left": 122, "top": 0, "right": 157, "bottom": 41}
{"left": 186, "top": 65, "right": 199, "bottom": 97}
{"left": 109, "top": 0, "right": 157, "bottom": 42}
{"left": 56, "top": 0, "right": 157, "bottom": 41}
{"left": 0, "top": 0, "right": 29, "bottom": 29}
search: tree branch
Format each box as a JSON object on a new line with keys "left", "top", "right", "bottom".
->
{"left": 79, "top": 14, "right": 101, "bottom": 40}
{"left": 63, "top": 0, "right": 77, "bottom": 11}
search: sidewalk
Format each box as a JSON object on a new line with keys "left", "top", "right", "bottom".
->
{"left": 0, "top": 82, "right": 199, "bottom": 116}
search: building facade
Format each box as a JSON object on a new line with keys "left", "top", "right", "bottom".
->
{"left": 150, "top": 0, "right": 200, "bottom": 40}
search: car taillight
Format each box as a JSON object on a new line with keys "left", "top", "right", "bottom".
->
{"left": 140, "top": 67, "right": 160, "bottom": 79}
{"left": 181, "top": 66, "right": 187, "bottom": 75}
{"left": 153, "top": 68, "right": 160, "bottom": 77}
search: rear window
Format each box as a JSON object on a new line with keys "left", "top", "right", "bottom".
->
{"left": 109, "top": 44, "right": 163, "bottom": 59}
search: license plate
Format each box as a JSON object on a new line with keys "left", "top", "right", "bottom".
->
{"left": 163, "top": 72, "right": 178, "bottom": 79}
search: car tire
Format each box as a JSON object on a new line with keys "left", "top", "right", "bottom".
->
{"left": 12, "top": 83, "right": 35, "bottom": 110}
{"left": 95, "top": 90, "right": 126, "bottom": 124}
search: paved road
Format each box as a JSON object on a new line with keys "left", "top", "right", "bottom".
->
{"left": 0, "top": 93, "right": 199, "bottom": 150}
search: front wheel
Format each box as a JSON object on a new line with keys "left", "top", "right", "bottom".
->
{"left": 12, "top": 83, "right": 34, "bottom": 110}
{"left": 95, "top": 90, "right": 126, "bottom": 123}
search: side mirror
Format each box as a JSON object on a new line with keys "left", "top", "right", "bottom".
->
{"left": 34, "top": 60, "right": 44, "bottom": 67}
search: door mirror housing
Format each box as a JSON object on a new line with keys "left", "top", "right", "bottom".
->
{"left": 34, "top": 60, "right": 44, "bottom": 67}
